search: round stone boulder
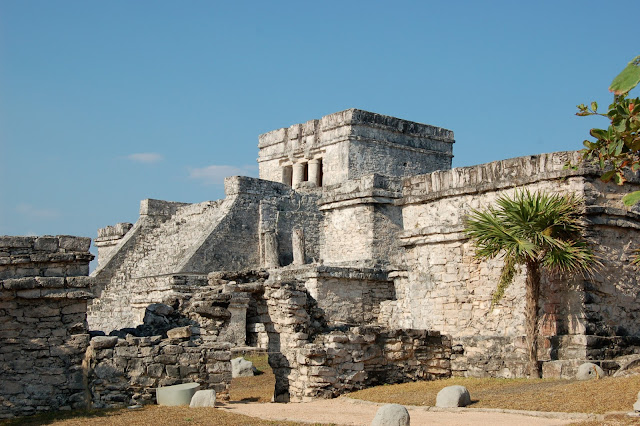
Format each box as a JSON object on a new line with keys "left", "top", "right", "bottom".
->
{"left": 371, "top": 403, "right": 410, "bottom": 426}
{"left": 576, "top": 362, "right": 604, "bottom": 380}
{"left": 435, "top": 385, "right": 471, "bottom": 408}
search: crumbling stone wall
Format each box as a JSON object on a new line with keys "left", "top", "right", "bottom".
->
{"left": 381, "top": 151, "right": 640, "bottom": 377}
{"left": 0, "top": 236, "right": 94, "bottom": 419}
{"left": 86, "top": 334, "right": 231, "bottom": 408}
{"left": 263, "top": 278, "right": 451, "bottom": 402}
{"left": 292, "top": 327, "right": 451, "bottom": 402}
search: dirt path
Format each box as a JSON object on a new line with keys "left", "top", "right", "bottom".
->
{"left": 219, "top": 397, "right": 596, "bottom": 425}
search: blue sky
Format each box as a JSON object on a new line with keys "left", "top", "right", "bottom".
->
{"left": 1, "top": 1, "right": 638, "bottom": 259}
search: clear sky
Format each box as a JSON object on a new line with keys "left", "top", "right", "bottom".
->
{"left": 1, "top": 1, "right": 638, "bottom": 260}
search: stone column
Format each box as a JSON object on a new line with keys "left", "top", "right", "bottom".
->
{"left": 221, "top": 293, "right": 251, "bottom": 346}
{"left": 308, "top": 159, "right": 321, "bottom": 187}
{"left": 282, "top": 166, "right": 293, "bottom": 186}
{"left": 292, "top": 163, "right": 305, "bottom": 187}
{"left": 292, "top": 228, "right": 305, "bottom": 265}
{"left": 262, "top": 231, "right": 280, "bottom": 268}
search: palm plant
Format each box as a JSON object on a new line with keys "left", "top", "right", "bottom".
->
{"left": 464, "top": 189, "right": 598, "bottom": 378}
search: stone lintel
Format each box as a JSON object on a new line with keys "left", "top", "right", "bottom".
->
{"left": 319, "top": 195, "right": 398, "bottom": 211}
{"left": 270, "top": 264, "right": 391, "bottom": 282}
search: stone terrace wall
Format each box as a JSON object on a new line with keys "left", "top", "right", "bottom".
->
{"left": 383, "top": 151, "right": 640, "bottom": 377}
{"left": 86, "top": 334, "right": 231, "bottom": 408}
{"left": 0, "top": 236, "right": 94, "bottom": 419}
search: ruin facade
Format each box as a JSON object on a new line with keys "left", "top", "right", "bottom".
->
{"left": 87, "top": 108, "right": 640, "bottom": 400}
{"left": 3, "top": 109, "right": 639, "bottom": 415}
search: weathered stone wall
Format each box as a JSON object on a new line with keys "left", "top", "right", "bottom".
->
{"left": 292, "top": 327, "right": 451, "bottom": 401}
{"left": 86, "top": 334, "right": 231, "bottom": 408}
{"left": 0, "top": 236, "right": 94, "bottom": 419}
{"left": 94, "top": 223, "right": 133, "bottom": 269}
{"left": 89, "top": 176, "right": 320, "bottom": 332}
{"left": 380, "top": 151, "right": 640, "bottom": 377}
{"left": 319, "top": 174, "right": 403, "bottom": 266}
{"left": 263, "top": 278, "right": 451, "bottom": 403}
{"left": 257, "top": 109, "right": 454, "bottom": 187}
{"left": 302, "top": 266, "right": 395, "bottom": 326}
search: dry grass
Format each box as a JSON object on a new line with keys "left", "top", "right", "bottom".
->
{"left": 229, "top": 353, "right": 276, "bottom": 403}
{"left": 6, "top": 354, "right": 640, "bottom": 425}
{"left": 348, "top": 375, "right": 640, "bottom": 414}
{"left": 2, "top": 354, "right": 283, "bottom": 426}
{"left": 0, "top": 405, "right": 304, "bottom": 426}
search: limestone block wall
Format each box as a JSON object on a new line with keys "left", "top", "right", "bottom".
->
{"left": 302, "top": 266, "right": 395, "bottom": 326}
{"left": 94, "top": 223, "right": 133, "bottom": 269}
{"left": 258, "top": 109, "right": 454, "bottom": 187}
{"left": 86, "top": 334, "right": 231, "bottom": 408}
{"left": 0, "top": 236, "right": 94, "bottom": 419}
{"left": 292, "top": 327, "right": 451, "bottom": 401}
{"left": 89, "top": 177, "right": 312, "bottom": 332}
{"left": 319, "top": 174, "right": 403, "bottom": 266}
{"left": 382, "top": 151, "right": 640, "bottom": 377}
{"left": 578, "top": 177, "right": 640, "bottom": 358}
{"left": 258, "top": 187, "right": 323, "bottom": 268}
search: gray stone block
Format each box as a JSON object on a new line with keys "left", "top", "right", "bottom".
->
{"left": 166, "top": 326, "right": 191, "bottom": 340}
{"left": 58, "top": 236, "right": 91, "bottom": 252}
{"left": 435, "top": 385, "right": 471, "bottom": 408}
{"left": 34, "top": 237, "right": 59, "bottom": 252}
{"left": 231, "top": 357, "right": 255, "bottom": 378}
{"left": 189, "top": 389, "right": 216, "bottom": 407}
{"left": 91, "top": 336, "right": 119, "bottom": 349}
{"left": 371, "top": 403, "right": 410, "bottom": 426}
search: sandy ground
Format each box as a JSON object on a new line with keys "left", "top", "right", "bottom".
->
{"left": 218, "top": 397, "right": 596, "bottom": 425}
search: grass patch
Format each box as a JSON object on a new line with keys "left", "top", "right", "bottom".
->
{"left": 348, "top": 375, "right": 640, "bottom": 414}
{"left": 229, "top": 353, "right": 275, "bottom": 403}
{"left": 1, "top": 406, "right": 304, "bottom": 426}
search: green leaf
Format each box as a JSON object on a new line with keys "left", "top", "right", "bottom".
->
{"left": 591, "top": 101, "right": 598, "bottom": 112}
{"left": 590, "top": 128, "right": 608, "bottom": 140}
{"left": 601, "top": 170, "right": 616, "bottom": 182}
{"left": 613, "top": 172, "right": 623, "bottom": 185}
{"left": 623, "top": 191, "right": 640, "bottom": 207}
{"left": 610, "top": 55, "right": 640, "bottom": 95}
{"left": 583, "top": 140, "right": 595, "bottom": 149}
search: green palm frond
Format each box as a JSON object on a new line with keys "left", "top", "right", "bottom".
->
{"left": 464, "top": 189, "right": 597, "bottom": 304}
{"left": 632, "top": 248, "right": 640, "bottom": 266}
{"left": 492, "top": 256, "right": 516, "bottom": 306}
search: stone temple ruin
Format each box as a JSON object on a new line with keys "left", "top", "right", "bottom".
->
{"left": 2, "top": 108, "right": 640, "bottom": 417}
